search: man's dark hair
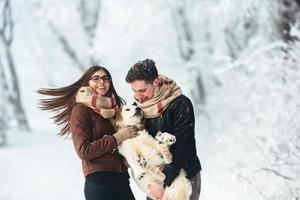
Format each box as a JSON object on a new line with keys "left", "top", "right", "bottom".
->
{"left": 125, "top": 59, "right": 158, "bottom": 84}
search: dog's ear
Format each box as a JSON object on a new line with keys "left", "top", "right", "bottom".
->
{"left": 115, "top": 107, "right": 124, "bottom": 128}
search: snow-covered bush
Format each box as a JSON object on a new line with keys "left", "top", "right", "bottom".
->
{"left": 208, "top": 24, "right": 300, "bottom": 199}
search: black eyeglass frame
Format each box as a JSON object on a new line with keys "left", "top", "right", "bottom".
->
{"left": 90, "top": 75, "right": 110, "bottom": 82}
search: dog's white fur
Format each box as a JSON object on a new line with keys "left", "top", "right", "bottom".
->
{"left": 117, "top": 105, "right": 192, "bottom": 200}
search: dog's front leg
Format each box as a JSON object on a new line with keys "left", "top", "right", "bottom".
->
{"left": 159, "top": 143, "right": 172, "bottom": 164}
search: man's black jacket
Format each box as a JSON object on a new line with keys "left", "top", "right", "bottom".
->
{"left": 144, "top": 94, "right": 201, "bottom": 187}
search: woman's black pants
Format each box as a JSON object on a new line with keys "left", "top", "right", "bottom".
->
{"left": 84, "top": 177, "right": 135, "bottom": 200}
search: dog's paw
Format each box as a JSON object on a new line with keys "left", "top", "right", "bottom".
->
{"left": 155, "top": 132, "right": 176, "bottom": 145}
{"left": 137, "top": 156, "right": 149, "bottom": 168}
{"left": 137, "top": 172, "right": 146, "bottom": 180}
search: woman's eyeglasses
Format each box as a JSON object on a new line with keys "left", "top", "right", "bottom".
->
{"left": 90, "top": 75, "right": 110, "bottom": 83}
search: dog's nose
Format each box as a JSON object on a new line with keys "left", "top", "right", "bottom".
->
{"left": 136, "top": 107, "right": 141, "bottom": 112}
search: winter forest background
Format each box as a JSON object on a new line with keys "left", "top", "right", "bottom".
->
{"left": 1, "top": 0, "right": 300, "bottom": 199}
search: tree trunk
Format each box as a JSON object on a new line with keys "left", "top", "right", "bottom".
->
{"left": 0, "top": 60, "right": 8, "bottom": 146}
{"left": 171, "top": 0, "right": 206, "bottom": 106}
{"left": 6, "top": 50, "right": 30, "bottom": 131}
{"left": 0, "top": 0, "right": 30, "bottom": 131}
{"left": 79, "top": 0, "right": 101, "bottom": 65}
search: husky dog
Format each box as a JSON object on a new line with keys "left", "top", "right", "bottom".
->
{"left": 116, "top": 105, "right": 192, "bottom": 200}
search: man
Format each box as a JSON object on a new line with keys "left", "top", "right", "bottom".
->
{"left": 125, "top": 59, "right": 201, "bottom": 200}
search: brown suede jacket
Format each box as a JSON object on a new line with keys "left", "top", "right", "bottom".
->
{"left": 70, "top": 103, "right": 127, "bottom": 176}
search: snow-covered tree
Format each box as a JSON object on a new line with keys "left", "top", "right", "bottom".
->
{"left": 149, "top": 0, "right": 210, "bottom": 114}
{"left": 209, "top": 24, "right": 300, "bottom": 200}
{"left": 36, "top": 0, "right": 101, "bottom": 72}
{"left": 169, "top": 0, "right": 206, "bottom": 108}
{"left": 0, "top": 0, "right": 30, "bottom": 131}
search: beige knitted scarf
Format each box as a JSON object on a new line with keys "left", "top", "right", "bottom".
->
{"left": 75, "top": 86, "right": 118, "bottom": 119}
{"left": 135, "top": 75, "right": 182, "bottom": 119}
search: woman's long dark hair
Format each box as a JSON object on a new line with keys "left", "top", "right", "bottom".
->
{"left": 37, "top": 66, "right": 125, "bottom": 136}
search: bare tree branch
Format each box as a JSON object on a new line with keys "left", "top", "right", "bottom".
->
{"left": 48, "top": 22, "right": 86, "bottom": 72}
{"left": 257, "top": 167, "right": 295, "bottom": 181}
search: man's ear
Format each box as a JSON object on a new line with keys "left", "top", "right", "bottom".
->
{"left": 115, "top": 108, "right": 124, "bottom": 128}
{"left": 153, "top": 77, "right": 160, "bottom": 87}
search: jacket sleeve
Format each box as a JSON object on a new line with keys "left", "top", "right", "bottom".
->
{"left": 70, "top": 104, "right": 117, "bottom": 161}
{"left": 162, "top": 98, "right": 195, "bottom": 187}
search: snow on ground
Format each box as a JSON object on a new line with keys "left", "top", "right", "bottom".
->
{"left": 0, "top": 129, "right": 145, "bottom": 200}
{"left": 0, "top": 129, "right": 83, "bottom": 200}
{"left": 0, "top": 126, "right": 231, "bottom": 200}
{"left": 0, "top": 118, "right": 254, "bottom": 200}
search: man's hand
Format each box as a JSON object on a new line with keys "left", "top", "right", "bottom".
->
{"left": 147, "top": 183, "right": 165, "bottom": 200}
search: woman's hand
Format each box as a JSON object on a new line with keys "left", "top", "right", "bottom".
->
{"left": 113, "top": 126, "right": 139, "bottom": 144}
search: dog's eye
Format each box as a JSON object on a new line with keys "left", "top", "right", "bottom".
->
{"left": 125, "top": 108, "right": 130, "bottom": 111}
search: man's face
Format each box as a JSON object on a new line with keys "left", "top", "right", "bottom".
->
{"left": 130, "top": 79, "right": 159, "bottom": 103}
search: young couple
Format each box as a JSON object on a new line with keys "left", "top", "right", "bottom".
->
{"left": 38, "top": 59, "right": 201, "bottom": 200}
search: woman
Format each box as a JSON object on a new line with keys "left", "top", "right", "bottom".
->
{"left": 38, "top": 66, "right": 138, "bottom": 200}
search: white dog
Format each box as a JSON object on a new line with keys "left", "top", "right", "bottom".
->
{"left": 116, "top": 105, "right": 192, "bottom": 200}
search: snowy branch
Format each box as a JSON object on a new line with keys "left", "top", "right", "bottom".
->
{"left": 215, "top": 41, "right": 287, "bottom": 74}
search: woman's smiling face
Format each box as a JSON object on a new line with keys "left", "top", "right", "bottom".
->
{"left": 88, "top": 70, "right": 111, "bottom": 96}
